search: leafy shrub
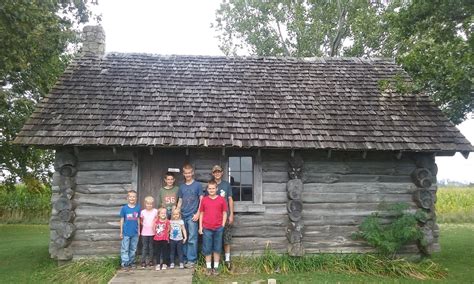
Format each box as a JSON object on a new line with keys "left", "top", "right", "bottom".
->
{"left": 352, "top": 203, "right": 425, "bottom": 257}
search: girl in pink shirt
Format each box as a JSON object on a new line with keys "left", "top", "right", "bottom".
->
{"left": 140, "top": 196, "right": 158, "bottom": 268}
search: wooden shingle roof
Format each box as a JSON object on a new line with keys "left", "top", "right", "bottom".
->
{"left": 14, "top": 53, "right": 473, "bottom": 152}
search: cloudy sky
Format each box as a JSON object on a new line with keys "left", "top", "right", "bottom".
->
{"left": 96, "top": 0, "right": 473, "bottom": 183}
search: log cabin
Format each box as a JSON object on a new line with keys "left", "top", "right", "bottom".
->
{"left": 14, "top": 26, "right": 473, "bottom": 262}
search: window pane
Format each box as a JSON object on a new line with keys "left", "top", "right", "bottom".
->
{"left": 241, "top": 157, "right": 252, "bottom": 171}
{"left": 241, "top": 172, "right": 252, "bottom": 185}
{"left": 229, "top": 172, "right": 240, "bottom": 186}
{"left": 242, "top": 185, "right": 253, "bottom": 201}
{"left": 232, "top": 186, "right": 241, "bottom": 201}
{"left": 229, "top": 157, "right": 240, "bottom": 172}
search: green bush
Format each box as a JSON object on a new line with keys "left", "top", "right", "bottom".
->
{"left": 352, "top": 203, "right": 425, "bottom": 257}
{"left": 0, "top": 183, "right": 51, "bottom": 223}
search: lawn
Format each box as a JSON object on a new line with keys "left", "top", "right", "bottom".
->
{"left": 0, "top": 223, "right": 473, "bottom": 283}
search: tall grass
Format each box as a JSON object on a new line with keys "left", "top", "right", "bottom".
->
{"left": 436, "top": 186, "right": 474, "bottom": 223}
{"left": 0, "top": 184, "right": 51, "bottom": 223}
{"left": 196, "top": 250, "right": 447, "bottom": 281}
{"left": 34, "top": 258, "right": 119, "bottom": 284}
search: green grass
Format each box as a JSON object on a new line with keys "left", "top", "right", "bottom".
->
{"left": 0, "top": 224, "right": 118, "bottom": 283}
{"left": 436, "top": 186, "right": 474, "bottom": 223}
{"left": 0, "top": 220, "right": 472, "bottom": 283}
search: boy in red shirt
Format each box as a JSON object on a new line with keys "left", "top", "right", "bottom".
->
{"left": 199, "top": 179, "right": 227, "bottom": 276}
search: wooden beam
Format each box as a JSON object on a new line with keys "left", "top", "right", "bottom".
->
{"left": 73, "top": 146, "right": 80, "bottom": 156}
{"left": 327, "top": 150, "right": 332, "bottom": 159}
{"left": 222, "top": 148, "right": 226, "bottom": 157}
{"left": 186, "top": 148, "right": 189, "bottom": 156}
{"left": 149, "top": 147, "right": 153, "bottom": 155}
{"left": 112, "top": 147, "right": 117, "bottom": 155}
{"left": 461, "top": 151, "right": 470, "bottom": 159}
{"left": 291, "top": 149, "right": 295, "bottom": 158}
{"left": 361, "top": 151, "right": 367, "bottom": 159}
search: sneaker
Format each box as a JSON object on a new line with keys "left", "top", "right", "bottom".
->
{"left": 205, "top": 268, "right": 212, "bottom": 276}
{"left": 121, "top": 266, "right": 129, "bottom": 272}
{"left": 185, "top": 262, "right": 195, "bottom": 269}
{"left": 179, "top": 263, "right": 184, "bottom": 269}
{"left": 161, "top": 264, "right": 167, "bottom": 270}
{"left": 169, "top": 263, "right": 175, "bottom": 269}
{"left": 155, "top": 265, "right": 161, "bottom": 271}
{"left": 212, "top": 268, "right": 220, "bottom": 276}
{"left": 141, "top": 262, "right": 146, "bottom": 269}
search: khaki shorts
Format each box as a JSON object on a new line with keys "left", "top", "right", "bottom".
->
{"left": 223, "top": 222, "right": 233, "bottom": 245}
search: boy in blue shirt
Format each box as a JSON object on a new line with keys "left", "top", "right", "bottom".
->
{"left": 119, "top": 190, "right": 141, "bottom": 271}
{"left": 176, "top": 163, "right": 203, "bottom": 268}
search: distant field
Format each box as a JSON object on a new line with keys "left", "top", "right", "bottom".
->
{"left": 436, "top": 186, "right": 474, "bottom": 223}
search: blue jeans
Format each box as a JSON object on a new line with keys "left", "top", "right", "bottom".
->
{"left": 202, "top": 227, "right": 224, "bottom": 255}
{"left": 170, "top": 239, "right": 184, "bottom": 264}
{"left": 183, "top": 216, "right": 198, "bottom": 263}
{"left": 121, "top": 235, "right": 139, "bottom": 267}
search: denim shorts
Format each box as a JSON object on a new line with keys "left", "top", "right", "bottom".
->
{"left": 202, "top": 227, "right": 224, "bottom": 255}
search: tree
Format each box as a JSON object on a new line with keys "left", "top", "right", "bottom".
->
{"left": 0, "top": 0, "right": 97, "bottom": 189}
{"left": 213, "top": 0, "right": 473, "bottom": 123}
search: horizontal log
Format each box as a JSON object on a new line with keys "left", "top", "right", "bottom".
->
{"left": 74, "top": 229, "right": 119, "bottom": 241}
{"left": 74, "top": 216, "right": 120, "bottom": 229}
{"left": 75, "top": 184, "right": 132, "bottom": 194}
{"left": 75, "top": 205, "right": 120, "bottom": 217}
{"left": 263, "top": 192, "right": 287, "bottom": 204}
{"left": 233, "top": 214, "right": 287, "bottom": 227}
{"left": 262, "top": 161, "right": 288, "bottom": 172}
{"left": 232, "top": 237, "right": 287, "bottom": 252}
{"left": 76, "top": 170, "right": 131, "bottom": 185}
{"left": 77, "top": 149, "right": 133, "bottom": 162}
{"left": 54, "top": 197, "right": 73, "bottom": 211}
{"left": 77, "top": 161, "right": 133, "bottom": 171}
{"left": 74, "top": 193, "right": 127, "bottom": 207}
{"left": 303, "top": 173, "right": 412, "bottom": 184}
{"left": 302, "top": 192, "right": 414, "bottom": 203}
{"left": 304, "top": 161, "right": 415, "bottom": 176}
{"left": 230, "top": 248, "right": 287, "bottom": 256}
{"left": 264, "top": 204, "right": 288, "bottom": 215}
{"left": 262, "top": 171, "right": 289, "bottom": 183}
{"left": 70, "top": 240, "right": 120, "bottom": 255}
{"left": 304, "top": 225, "right": 358, "bottom": 236}
{"left": 303, "top": 182, "right": 421, "bottom": 194}
{"left": 263, "top": 183, "right": 287, "bottom": 192}
{"left": 232, "top": 226, "right": 286, "bottom": 238}
{"left": 302, "top": 202, "right": 418, "bottom": 217}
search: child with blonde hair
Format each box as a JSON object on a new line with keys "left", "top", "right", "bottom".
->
{"left": 140, "top": 196, "right": 158, "bottom": 268}
{"left": 153, "top": 207, "right": 170, "bottom": 270}
{"left": 169, "top": 209, "right": 187, "bottom": 269}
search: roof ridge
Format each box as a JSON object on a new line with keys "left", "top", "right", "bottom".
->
{"left": 91, "top": 52, "right": 394, "bottom": 63}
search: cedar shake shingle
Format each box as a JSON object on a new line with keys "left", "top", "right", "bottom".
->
{"left": 13, "top": 54, "right": 473, "bottom": 152}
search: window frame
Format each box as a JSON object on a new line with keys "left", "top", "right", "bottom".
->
{"left": 223, "top": 149, "right": 263, "bottom": 212}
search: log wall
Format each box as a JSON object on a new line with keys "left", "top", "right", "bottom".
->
{"left": 50, "top": 148, "right": 134, "bottom": 260}
{"left": 50, "top": 148, "right": 439, "bottom": 260}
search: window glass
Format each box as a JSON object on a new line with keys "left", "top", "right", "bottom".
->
{"left": 229, "top": 156, "right": 253, "bottom": 202}
{"left": 229, "top": 157, "right": 240, "bottom": 172}
{"left": 241, "top": 157, "right": 252, "bottom": 171}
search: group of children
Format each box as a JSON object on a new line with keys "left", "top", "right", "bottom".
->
{"left": 119, "top": 164, "right": 233, "bottom": 276}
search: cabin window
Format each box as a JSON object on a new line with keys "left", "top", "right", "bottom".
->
{"left": 228, "top": 156, "right": 253, "bottom": 201}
